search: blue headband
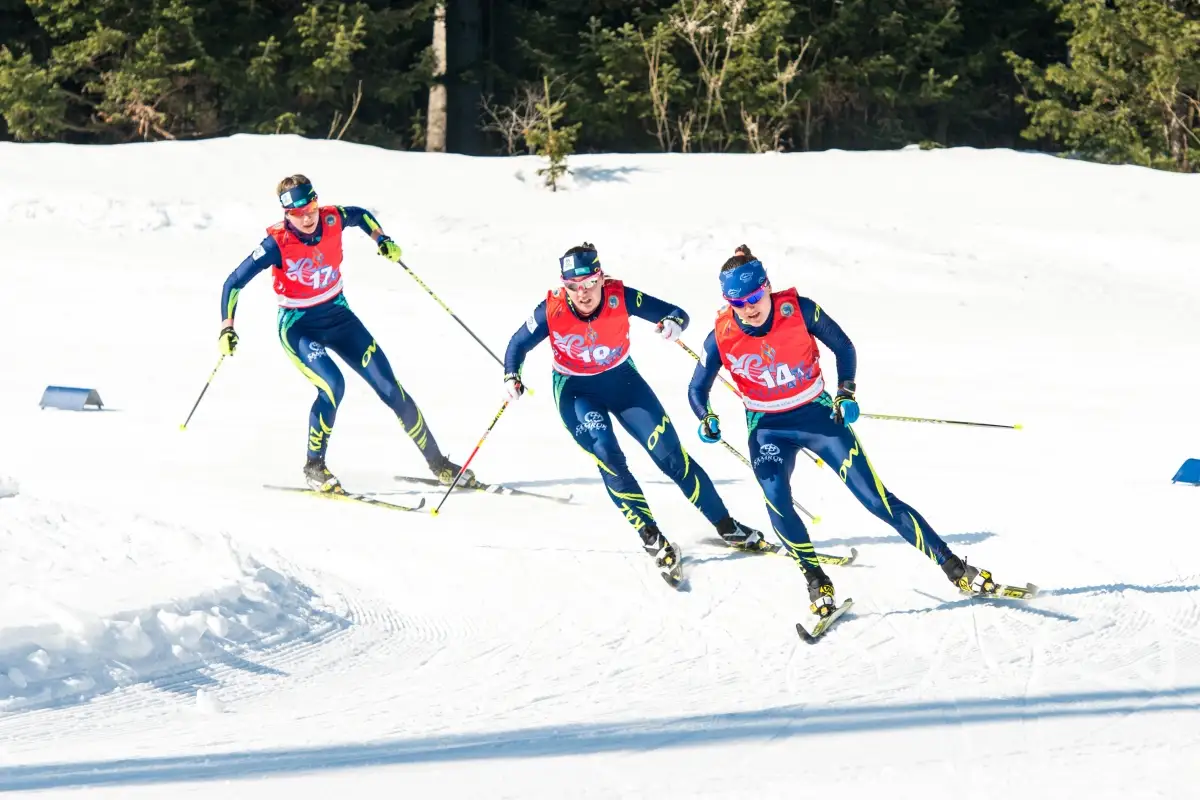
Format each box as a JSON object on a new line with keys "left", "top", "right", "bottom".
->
{"left": 559, "top": 249, "right": 601, "bottom": 280}
{"left": 720, "top": 259, "right": 768, "bottom": 299}
{"left": 279, "top": 182, "right": 316, "bottom": 209}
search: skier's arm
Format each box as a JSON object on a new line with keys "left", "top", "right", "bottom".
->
{"left": 337, "top": 205, "right": 388, "bottom": 243}
{"left": 687, "top": 329, "right": 722, "bottom": 420}
{"left": 623, "top": 285, "right": 689, "bottom": 330}
{"left": 220, "top": 237, "right": 280, "bottom": 324}
{"left": 504, "top": 301, "right": 550, "bottom": 377}
{"left": 799, "top": 297, "right": 857, "bottom": 387}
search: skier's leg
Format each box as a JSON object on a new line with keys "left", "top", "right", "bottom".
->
{"left": 749, "top": 414, "right": 836, "bottom": 615}
{"left": 747, "top": 422, "right": 815, "bottom": 568}
{"left": 553, "top": 373, "right": 657, "bottom": 536}
{"left": 278, "top": 307, "right": 345, "bottom": 462}
{"left": 802, "top": 396, "right": 954, "bottom": 566}
{"left": 611, "top": 370, "right": 731, "bottom": 526}
{"left": 323, "top": 304, "right": 452, "bottom": 468}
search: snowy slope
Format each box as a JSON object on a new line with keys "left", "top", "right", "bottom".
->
{"left": 1, "top": 135, "right": 1198, "bottom": 799}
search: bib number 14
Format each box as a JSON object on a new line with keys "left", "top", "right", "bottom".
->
{"left": 761, "top": 363, "right": 797, "bottom": 389}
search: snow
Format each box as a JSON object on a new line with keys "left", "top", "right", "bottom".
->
{"left": 1, "top": 134, "right": 1198, "bottom": 798}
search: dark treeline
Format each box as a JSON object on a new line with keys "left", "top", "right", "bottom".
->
{"left": 2, "top": 0, "right": 1197, "bottom": 170}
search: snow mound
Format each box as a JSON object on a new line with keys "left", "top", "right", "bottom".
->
{"left": 0, "top": 494, "right": 347, "bottom": 713}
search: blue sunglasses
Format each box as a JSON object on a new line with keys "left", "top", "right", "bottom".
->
{"left": 726, "top": 287, "right": 767, "bottom": 308}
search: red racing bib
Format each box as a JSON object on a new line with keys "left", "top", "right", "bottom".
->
{"left": 714, "top": 288, "right": 825, "bottom": 412}
{"left": 546, "top": 279, "right": 631, "bottom": 376}
{"left": 267, "top": 207, "right": 345, "bottom": 308}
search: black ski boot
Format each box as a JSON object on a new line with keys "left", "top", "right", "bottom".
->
{"left": 303, "top": 457, "right": 342, "bottom": 494}
{"left": 429, "top": 455, "right": 477, "bottom": 489}
{"left": 942, "top": 554, "right": 998, "bottom": 596}
{"left": 640, "top": 524, "right": 683, "bottom": 585}
{"left": 715, "top": 516, "right": 775, "bottom": 553}
{"left": 806, "top": 567, "right": 836, "bottom": 618}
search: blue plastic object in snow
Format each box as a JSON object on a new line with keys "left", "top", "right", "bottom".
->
{"left": 1172, "top": 459, "right": 1200, "bottom": 486}
{"left": 39, "top": 386, "right": 104, "bottom": 411}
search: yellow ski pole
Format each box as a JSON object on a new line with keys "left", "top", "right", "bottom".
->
{"left": 399, "top": 259, "right": 533, "bottom": 396}
{"left": 861, "top": 412, "right": 1022, "bottom": 430}
{"left": 180, "top": 355, "right": 225, "bottom": 431}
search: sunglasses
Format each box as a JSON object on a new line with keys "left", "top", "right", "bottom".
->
{"left": 285, "top": 199, "right": 319, "bottom": 218}
{"left": 564, "top": 276, "right": 602, "bottom": 291}
{"left": 726, "top": 287, "right": 767, "bottom": 308}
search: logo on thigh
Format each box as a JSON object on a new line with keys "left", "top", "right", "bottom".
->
{"left": 574, "top": 410, "right": 608, "bottom": 436}
{"left": 753, "top": 442, "right": 784, "bottom": 468}
{"left": 306, "top": 341, "right": 327, "bottom": 362}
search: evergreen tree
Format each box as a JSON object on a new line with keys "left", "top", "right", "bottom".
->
{"left": 1008, "top": 0, "right": 1200, "bottom": 171}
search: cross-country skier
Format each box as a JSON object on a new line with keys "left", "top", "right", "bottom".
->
{"left": 502, "top": 243, "right": 769, "bottom": 585}
{"left": 217, "top": 174, "right": 475, "bottom": 493}
{"left": 688, "top": 245, "right": 1006, "bottom": 619}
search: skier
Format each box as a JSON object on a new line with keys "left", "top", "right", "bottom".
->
{"left": 217, "top": 174, "right": 475, "bottom": 493}
{"left": 688, "top": 245, "right": 1007, "bottom": 620}
{"left": 502, "top": 243, "right": 768, "bottom": 584}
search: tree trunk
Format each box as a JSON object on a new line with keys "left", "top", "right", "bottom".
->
{"left": 426, "top": 3, "right": 448, "bottom": 153}
{"left": 446, "top": 0, "right": 484, "bottom": 154}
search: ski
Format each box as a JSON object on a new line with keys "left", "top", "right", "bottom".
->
{"left": 393, "top": 475, "right": 574, "bottom": 505}
{"left": 964, "top": 582, "right": 1039, "bottom": 601}
{"left": 700, "top": 537, "right": 858, "bottom": 567}
{"left": 660, "top": 544, "right": 685, "bottom": 590}
{"left": 264, "top": 484, "right": 428, "bottom": 513}
{"left": 796, "top": 598, "right": 854, "bottom": 643}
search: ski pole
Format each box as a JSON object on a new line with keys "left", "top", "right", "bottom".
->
{"left": 674, "top": 340, "right": 822, "bottom": 467}
{"left": 180, "top": 355, "right": 225, "bottom": 431}
{"left": 399, "top": 259, "right": 533, "bottom": 396}
{"left": 430, "top": 401, "right": 510, "bottom": 517}
{"left": 860, "top": 412, "right": 1022, "bottom": 430}
{"left": 718, "top": 440, "right": 820, "bottom": 524}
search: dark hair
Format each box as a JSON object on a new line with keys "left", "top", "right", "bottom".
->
{"left": 720, "top": 244, "right": 755, "bottom": 272}
{"left": 563, "top": 242, "right": 596, "bottom": 257}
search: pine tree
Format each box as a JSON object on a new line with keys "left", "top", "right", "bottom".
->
{"left": 1008, "top": 0, "right": 1200, "bottom": 171}
{"left": 524, "top": 75, "right": 581, "bottom": 191}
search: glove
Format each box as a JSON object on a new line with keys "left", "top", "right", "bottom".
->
{"left": 831, "top": 381, "right": 859, "bottom": 426}
{"left": 657, "top": 315, "right": 684, "bottom": 343}
{"left": 503, "top": 372, "right": 525, "bottom": 402}
{"left": 218, "top": 326, "right": 239, "bottom": 356}
{"left": 698, "top": 413, "right": 721, "bottom": 443}
{"left": 376, "top": 235, "right": 402, "bottom": 262}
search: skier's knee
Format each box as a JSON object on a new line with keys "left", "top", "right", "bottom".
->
{"left": 375, "top": 379, "right": 407, "bottom": 412}
{"left": 318, "top": 371, "right": 345, "bottom": 408}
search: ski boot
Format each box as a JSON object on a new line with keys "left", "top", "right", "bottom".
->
{"left": 303, "top": 457, "right": 343, "bottom": 494}
{"left": 715, "top": 516, "right": 776, "bottom": 553}
{"left": 942, "top": 554, "right": 997, "bottom": 596}
{"left": 806, "top": 567, "right": 836, "bottom": 618}
{"left": 640, "top": 524, "right": 683, "bottom": 587}
{"left": 429, "top": 456, "right": 477, "bottom": 489}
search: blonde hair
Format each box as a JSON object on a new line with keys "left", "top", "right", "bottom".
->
{"left": 275, "top": 174, "right": 312, "bottom": 195}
